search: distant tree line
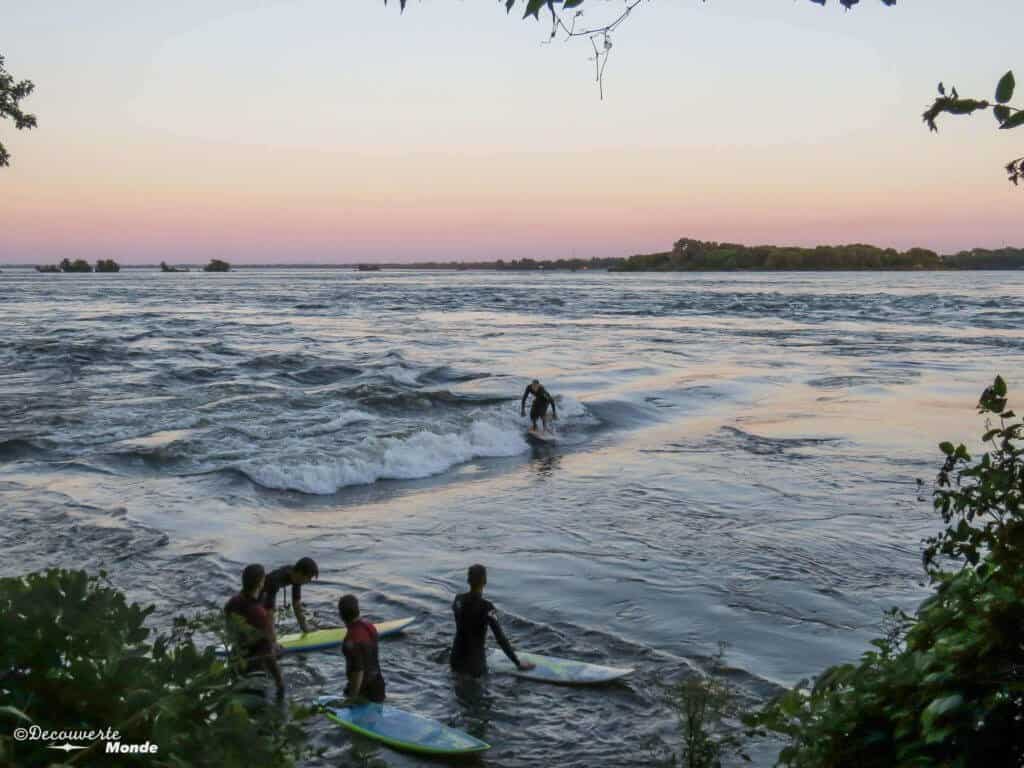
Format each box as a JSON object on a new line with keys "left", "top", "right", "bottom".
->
{"left": 611, "top": 239, "right": 1024, "bottom": 272}
{"left": 399, "top": 256, "right": 623, "bottom": 271}
{"left": 943, "top": 248, "right": 1024, "bottom": 270}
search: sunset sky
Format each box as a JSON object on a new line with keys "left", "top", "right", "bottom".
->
{"left": 1, "top": 0, "right": 1021, "bottom": 264}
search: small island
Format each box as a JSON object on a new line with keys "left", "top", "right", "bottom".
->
{"left": 203, "top": 259, "right": 231, "bottom": 272}
{"left": 35, "top": 258, "right": 120, "bottom": 273}
{"left": 160, "top": 261, "right": 190, "bottom": 273}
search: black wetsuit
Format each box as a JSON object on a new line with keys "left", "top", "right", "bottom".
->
{"left": 258, "top": 566, "right": 302, "bottom": 612}
{"left": 522, "top": 385, "right": 557, "bottom": 423}
{"left": 450, "top": 591, "right": 520, "bottom": 677}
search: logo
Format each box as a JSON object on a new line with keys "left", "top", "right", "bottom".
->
{"left": 13, "top": 725, "right": 158, "bottom": 756}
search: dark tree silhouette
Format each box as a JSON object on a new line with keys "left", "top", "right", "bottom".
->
{"left": 0, "top": 54, "right": 36, "bottom": 167}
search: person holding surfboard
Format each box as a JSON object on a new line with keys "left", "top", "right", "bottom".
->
{"left": 225, "top": 563, "right": 286, "bottom": 700}
{"left": 259, "top": 557, "right": 319, "bottom": 634}
{"left": 338, "top": 594, "right": 387, "bottom": 703}
{"left": 450, "top": 564, "right": 534, "bottom": 677}
{"left": 521, "top": 379, "right": 557, "bottom": 435}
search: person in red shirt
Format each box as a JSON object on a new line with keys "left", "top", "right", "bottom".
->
{"left": 225, "top": 564, "right": 285, "bottom": 699}
{"left": 338, "top": 594, "right": 386, "bottom": 703}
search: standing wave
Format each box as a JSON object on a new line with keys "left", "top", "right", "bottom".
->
{"left": 236, "top": 419, "right": 528, "bottom": 494}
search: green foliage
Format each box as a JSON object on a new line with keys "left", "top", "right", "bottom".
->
{"left": 944, "top": 248, "right": 1024, "bottom": 270}
{"left": 657, "top": 645, "right": 750, "bottom": 768}
{"left": 749, "top": 377, "right": 1024, "bottom": 767}
{"left": 0, "top": 569, "right": 309, "bottom": 768}
{"left": 95, "top": 259, "right": 120, "bottom": 273}
{"left": 613, "top": 238, "right": 943, "bottom": 272}
{"left": 0, "top": 53, "right": 36, "bottom": 168}
{"left": 924, "top": 71, "right": 1024, "bottom": 185}
{"left": 203, "top": 259, "right": 231, "bottom": 272}
{"left": 60, "top": 258, "right": 93, "bottom": 273}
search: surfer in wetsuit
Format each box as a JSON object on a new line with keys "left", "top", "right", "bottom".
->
{"left": 521, "top": 379, "right": 557, "bottom": 434}
{"left": 259, "top": 557, "right": 319, "bottom": 634}
{"left": 338, "top": 594, "right": 387, "bottom": 702}
{"left": 225, "top": 564, "right": 286, "bottom": 699}
{"left": 450, "top": 564, "right": 535, "bottom": 677}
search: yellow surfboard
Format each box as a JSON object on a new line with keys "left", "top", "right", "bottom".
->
{"left": 216, "top": 617, "right": 415, "bottom": 656}
{"left": 278, "top": 617, "right": 416, "bottom": 653}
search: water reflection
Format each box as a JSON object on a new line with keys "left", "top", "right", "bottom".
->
{"left": 451, "top": 673, "right": 495, "bottom": 745}
{"left": 531, "top": 454, "right": 563, "bottom": 480}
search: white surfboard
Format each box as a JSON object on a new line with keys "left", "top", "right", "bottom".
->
{"left": 487, "top": 649, "right": 633, "bottom": 685}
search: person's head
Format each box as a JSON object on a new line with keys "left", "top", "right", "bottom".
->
{"left": 242, "top": 564, "right": 265, "bottom": 597}
{"left": 467, "top": 564, "right": 487, "bottom": 592}
{"left": 530, "top": 379, "right": 540, "bottom": 393}
{"left": 338, "top": 594, "right": 360, "bottom": 625}
{"left": 293, "top": 557, "right": 319, "bottom": 585}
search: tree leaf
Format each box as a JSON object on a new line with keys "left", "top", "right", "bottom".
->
{"left": 1000, "top": 111, "right": 1024, "bottom": 130}
{"left": 995, "top": 71, "right": 1015, "bottom": 104}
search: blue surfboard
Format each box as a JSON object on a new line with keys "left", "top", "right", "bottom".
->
{"left": 317, "top": 698, "right": 490, "bottom": 756}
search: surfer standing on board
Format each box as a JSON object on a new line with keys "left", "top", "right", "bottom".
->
{"left": 259, "top": 557, "right": 319, "bottom": 634}
{"left": 521, "top": 379, "right": 557, "bottom": 435}
{"left": 450, "top": 564, "right": 535, "bottom": 677}
{"left": 225, "top": 564, "right": 286, "bottom": 700}
{"left": 338, "top": 594, "right": 387, "bottom": 702}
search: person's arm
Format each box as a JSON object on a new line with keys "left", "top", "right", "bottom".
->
{"left": 487, "top": 610, "right": 533, "bottom": 670}
{"left": 292, "top": 583, "right": 309, "bottom": 634}
{"left": 348, "top": 668, "right": 364, "bottom": 700}
{"left": 260, "top": 611, "right": 286, "bottom": 697}
{"left": 344, "top": 639, "right": 367, "bottom": 699}
{"left": 521, "top": 386, "right": 530, "bottom": 416}
{"left": 548, "top": 390, "right": 557, "bottom": 419}
{"left": 265, "top": 655, "right": 286, "bottom": 699}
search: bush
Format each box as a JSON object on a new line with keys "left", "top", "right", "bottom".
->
{"left": 203, "top": 259, "right": 231, "bottom": 272}
{"left": 0, "top": 569, "right": 309, "bottom": 768}
{"left": 59, "top": 258, "right": 92, "bottom": 273}
{"left": 749, "top": 376, "right": 1024, "bottom": 767}
{"left": 655, "top": 644, "right": 750, "bottom": 768}
{"left": 95, "top": 259, "right": 120, "bottom": 272}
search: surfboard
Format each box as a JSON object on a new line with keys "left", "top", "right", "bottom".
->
{"left": 487, "top": 649, "right": 633, "bottom": 685}
{"left": 526, "top": 429, "right": 557, "bottom": 444}
{"left": 318, "top": 699, "right": 490, "bottom": 756}
{"left": 215, "top": 617, "right": 415, "bottom": 656}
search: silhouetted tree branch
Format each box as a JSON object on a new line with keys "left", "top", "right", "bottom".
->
{"left": 0, "top": 54, "right": 37, "bottom": 167}
{"left": 923, "top": 72, "right": 1023, "bottom": 185}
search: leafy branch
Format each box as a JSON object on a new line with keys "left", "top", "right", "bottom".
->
{"left": 386, "top": 1, "right": 897, "bottom": 98}
{"left": 923, "top": 71, "right": 1024, "bottom": 185}
{"left": 0, "top": 53, "right": 37, "bottom": 168}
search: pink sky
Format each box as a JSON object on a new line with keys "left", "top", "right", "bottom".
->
{"left": 1, "top": 1, "right": 1021, "bottom": 264}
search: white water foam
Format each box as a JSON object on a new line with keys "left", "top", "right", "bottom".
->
{"left": 240, "top": 419, "right": 528, "bottom": 494}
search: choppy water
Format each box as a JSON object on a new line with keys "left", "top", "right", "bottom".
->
{"left": 2, "top": 267, "right": 1023, "bottom": 766}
